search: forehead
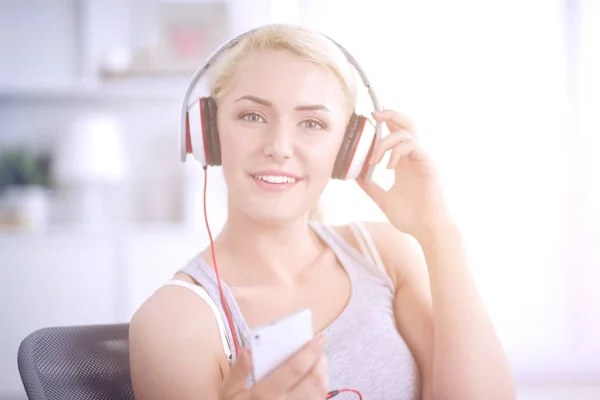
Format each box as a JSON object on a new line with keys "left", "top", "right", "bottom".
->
{"left": 224, "top": 50, "right": 347, "bottom": 111}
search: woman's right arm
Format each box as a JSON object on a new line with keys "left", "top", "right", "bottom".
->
{"left": 130, "top": 282, "right": 330, "bottom": 400}
{"left": 129, "top": 284, "right": 227, "bottom": 400}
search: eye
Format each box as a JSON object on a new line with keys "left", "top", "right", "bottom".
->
{"left": 240, "top": 112, "right": 266, "bottom": 124}
{"left": 300, "top": 119, "right": 326, "bottom": 131}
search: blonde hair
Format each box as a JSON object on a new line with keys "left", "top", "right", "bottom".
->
{"left": 208, "top": 24, "right": 358, "bottom": 117}
{"left": 209, "top": 24, "right": 358, "bottom": 223}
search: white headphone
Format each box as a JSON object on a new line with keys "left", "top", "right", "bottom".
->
{"left": 179, "top": 25, "right": 383, "bottom": 183}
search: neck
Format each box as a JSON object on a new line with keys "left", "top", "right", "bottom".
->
{"left": 213, "top": 204, "right": 324, "bottom": 284}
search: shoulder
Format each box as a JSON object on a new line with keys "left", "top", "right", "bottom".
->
{"left": 129, "top": 273, "right": 227, "bottom": 399}
{"left": 332, "top": 221, "right": 426, "bottom": 290}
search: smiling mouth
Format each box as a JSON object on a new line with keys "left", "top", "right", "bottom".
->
{"left": 251, "top": 174, "right": 298, "bottom": 184}
{"left": 249, "top": 173, "right": 303, "bottom": 191}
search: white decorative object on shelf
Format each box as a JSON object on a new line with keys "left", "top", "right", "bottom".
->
{"left": 54, "top": 113, "right": 127, "bottom": 184}
{"left": 0, "top": 185, "right": 49, "bottom": 233}
{"left": 52, "top": 113, "right": 129, "bottom": 230}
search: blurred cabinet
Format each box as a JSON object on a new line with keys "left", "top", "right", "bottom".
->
{"left": 1, "top": 232, "right": 118, "bottom": 397}
{"left": 119, "top": 228, "right": 206, "bottom": 320}
{"left": 0, "top": 0, "right": 281, "bottom": 98}
{"left": 0, "top": 227, "right": 206, "bottom": 399}
{"left": 0, "top": 0, "right": 80, "bottom": 89}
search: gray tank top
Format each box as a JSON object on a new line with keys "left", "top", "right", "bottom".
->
{"left": 168, "top": 220, "right": 420, "bottom": 399}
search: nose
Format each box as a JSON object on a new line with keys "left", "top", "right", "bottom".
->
{"left": 263, "top": 122, "right": 294, "bottom": 161}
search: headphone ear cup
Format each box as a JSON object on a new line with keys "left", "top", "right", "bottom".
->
{"left": 202, "top": 97, "right": 221, "bottom": 166}
{"left": 183, "top": 109, "right": 193, "bottom": 160}
{"left": 332, "top": 114, "right": 376, "bottom": 180}
{"left": 186, "top": 96, "right": 221, "bottom": 166}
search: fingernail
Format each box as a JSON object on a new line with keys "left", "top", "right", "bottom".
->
{"left": 368, "top": 155, "right": 375, "bottom": 165}
{"left": 317, "top": 334, "right": 327, "bottom": 346}
{"left": 241, "top": 346, "right": 250, "bottom": 357}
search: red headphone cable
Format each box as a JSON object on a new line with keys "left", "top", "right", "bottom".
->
{"left": 202, "top": 167, "right": 240, "bottom": 357}
{"left": 328, "top": 389, "right": 363, "bottom": 399}
{"left": 202, "top": 167, "right": 362, "bottom": 400}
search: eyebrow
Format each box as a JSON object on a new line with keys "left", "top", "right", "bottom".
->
{"left": 235, "top": 95, "right": 330, "bottom": 112}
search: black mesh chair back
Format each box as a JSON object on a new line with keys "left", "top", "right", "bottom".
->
{"left": 17, "top": 323, "right": 135, "bottom": 400}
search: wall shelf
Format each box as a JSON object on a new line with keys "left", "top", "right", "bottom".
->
{"left": 0, "top": 81, "right": 187, "bottom": 102}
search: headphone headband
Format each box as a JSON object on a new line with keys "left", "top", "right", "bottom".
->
{"left": 179, "top": 25, "right": 383, "bottom": 182}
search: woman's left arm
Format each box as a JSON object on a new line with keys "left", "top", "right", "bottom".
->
{"left": 358, "top": 109, "right": 516, "bottom": 400}
{"left": 367, "top": 221, "right": 515, "bottom": 400}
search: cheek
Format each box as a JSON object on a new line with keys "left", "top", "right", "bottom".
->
{"left": 217, "top": 120, "right": 251, "bottom": 180}
{"left": 315, "top": 146, "right": 338, "bottom": 169}
{"left": 218, "top": 116, "right": 254, "bottom": 160}
{"left": 305, "top": 136, "right": 344, "bottom": 178}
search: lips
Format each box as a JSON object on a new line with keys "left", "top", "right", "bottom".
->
{"left": 252, "top": 174, "right": 298, "bottom": 184}
{"left": 249, "top": 170, "right": 303, "bottom": 191}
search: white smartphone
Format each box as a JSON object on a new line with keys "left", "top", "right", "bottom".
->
{"left": 249, "top": 308, "right": 313, "bottom": 382}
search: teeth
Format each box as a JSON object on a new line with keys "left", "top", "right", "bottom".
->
{"left": 254, "top": 175, "right": 297, "bottom": 184}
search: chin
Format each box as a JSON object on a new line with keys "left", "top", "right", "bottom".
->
{"left": 241, "top": 201, "right": 309, "bottom": 226}
{"left": 225, "top": 172, "right": 325, "bottom": 225}
{"left": 229, "top": 191, "right": 312, "bottom": 226}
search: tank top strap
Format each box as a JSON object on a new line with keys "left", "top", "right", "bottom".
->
{"left": 309, "top": 221, "right": 382, "bottom": 268}
{"left": 308, "top": 220, "right": 365, "bottom": 270}
{"left": 177, "top": 255, "right": 250, "bottom": 361}
{"left": 348, "top": 221, "right": 388, "bottom": 276}
{"left": 309, "top": 220, "right": 395, "bottom": 292}
{"left": 160, "top": 279, "right": 233, "bottom": 361}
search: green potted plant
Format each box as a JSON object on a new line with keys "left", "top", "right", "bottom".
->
{"left": 0, "top": 148, "right": 53, "bottom": 231}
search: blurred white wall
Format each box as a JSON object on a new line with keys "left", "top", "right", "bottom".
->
{"left": 303, "top": 0, "right": 600, "bottom": 387}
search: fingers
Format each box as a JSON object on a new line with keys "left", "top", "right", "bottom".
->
{"left": 221, "top": 347, "right": 252, "bottom": 399}
{"left": 254, "top": 335, "right": 326, "bottom": 396}
{"left": 372, "top": 109, "right": 416, "bottom": 136}
{"left": 388, "top": 140, "right": 417, "bottom": 169}
{"left": 356, "top": 173, "right": 387, "bottom": 207}
{"left": 286, "top": 355, "right": 329, "bottom": 400}
{"left": 369, "top": 130, "right": 414, "bottom": 165}
{"left": 316, "top": 354, "right": 329, "bottom": 391}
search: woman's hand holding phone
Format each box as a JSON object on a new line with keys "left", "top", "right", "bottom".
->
{"left": 219, "top": 335, "right": 329, "bottom": 400}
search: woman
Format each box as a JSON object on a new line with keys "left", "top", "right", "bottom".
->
{"left": 129, "top": 24, "right": 515, "bottom": 400}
